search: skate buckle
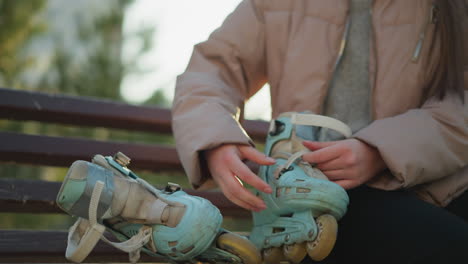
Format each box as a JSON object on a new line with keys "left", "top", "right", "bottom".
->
{"left": 105, "top": 155, "right": 138, "bottom": 180}
{"left": 165, "top": 182, "right": 181, "bottom": 193}
{"left": 276, "top": 165, "right": 294, "bottom": 179}
{"left": 114, "top": 152, "right": 131, "bottom": 167}
{"left": 269, "top": 120, "right": 285, "bottom": 136}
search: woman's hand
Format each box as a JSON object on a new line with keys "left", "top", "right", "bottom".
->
{"left": 205, "top": 144, "right": 275, "bottom": 212}
{"left": 302, "top": 139, "right": 386, "bottom": 189}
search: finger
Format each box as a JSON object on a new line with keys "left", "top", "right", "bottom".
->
{"left": 211, "top": 168, "right": 261, "bottom": 211}
{"left": 239, "top": 145, "right": 276, "bottom": 165}
{"left": 316, "top": 157, "right": 348, "bottom": 171}
{"left": 218, "top": 177, "right": 265, "bottom": 212}
{"left": 302, "top": 144, "right": 342, "bottom": 164}
{"left": 303, "top": 140, "right": 337, "bottom": 151}
{"left": 321, "top": 169, "right": 347, "bottom": 181}
{"left": 220, "top": 171, "right": 267, "bottom": 211}
{"left": 226, "top": 186, "right": 267, "bottom": 212}
{"left": 226, "top": 190, "right": 261, "bottom": 212}
{"left": 332, "top": 179, "right": 359, "bottom": 190}
{"left": 230, "top": 156, "right": 272, "bottom": 194}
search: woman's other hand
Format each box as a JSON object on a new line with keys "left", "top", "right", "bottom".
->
{"left": 205, "top": 144, "right": 275, "bottom": 212}
{"left": 302, "top": 139, "right": 386, "bottom": 189}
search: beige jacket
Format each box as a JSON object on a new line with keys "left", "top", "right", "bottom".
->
{"left": 172, "top": 0, "right": 468, "bottom": 207}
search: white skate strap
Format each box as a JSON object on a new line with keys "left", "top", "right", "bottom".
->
{"left": 65, "top": 181, "right": 152, "bottom": 264}
{"left": 66, "top": 218, "right": 105, "bottom": 263}
{"left": 291, "top": 113, "right": 352, "bottom": 138}
{"left": 284, "top": 150, "right": 310, "bottom": 169}
{"left": 65, "top": 181, "right": 108, "bottom": 263}
{"left": 100, "top": 227, "right": 152, "bottom": 263}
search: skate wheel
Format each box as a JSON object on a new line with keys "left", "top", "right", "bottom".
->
{"left": 216, "top": 232, "right": 261, "bottom": 264}
{"left": 262, "top": 247, "right": 285, "bottom": 264}
{"left": 283, "top": 242, "right": 307, "bottom": 263}
{"left": 306, "top": 214, "right": 337, "bottom": 261}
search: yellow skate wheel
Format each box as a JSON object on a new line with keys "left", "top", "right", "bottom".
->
{"left": 283, "top": 242, "right": 307, "bottom": 263}
{"left": 262, "top": 247, "right": 285, "bottom": 264}
{"left": 216, "top": 232, "right": 261, "bottom": 264}
{"left": 306, "top": 214, "right": 338, "bottom": 261}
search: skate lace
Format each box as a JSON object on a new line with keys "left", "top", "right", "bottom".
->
{"left": 275, "top": 113, "right": 352, "bottom": 178}
{"left": 276, "top": 150, "right": 310, "bottom": 178}
{"left": 89, "top": 181, "right": 152, "bottom": 263}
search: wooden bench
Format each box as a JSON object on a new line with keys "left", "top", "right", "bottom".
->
{"left": 0, "top": 87, "right": 269, "bottom": 263}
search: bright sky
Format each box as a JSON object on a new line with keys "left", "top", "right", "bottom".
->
{"left": 121, "top": 0, "right": 271, "bottom": 120}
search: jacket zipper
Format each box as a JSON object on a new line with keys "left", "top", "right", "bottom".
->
{"left": 332, "top": 16, "right": 351, "bottom": 72}
{"left": 412, "top": 3, "right": 438, "bottom": 62}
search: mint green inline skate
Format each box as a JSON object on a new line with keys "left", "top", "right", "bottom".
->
{"left": 56, "top": 152, "right": 261, "bottom": 264}
{"left": 250, "top": 112, "right": 351, "bottom": 264}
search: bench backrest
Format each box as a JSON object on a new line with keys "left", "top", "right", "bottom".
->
{"left": 0, "top": 87, "right": 269, "bottom": 263}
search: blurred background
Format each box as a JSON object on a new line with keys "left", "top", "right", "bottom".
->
{"left": 0, "top": 0, "right": 270, "bottom": 232}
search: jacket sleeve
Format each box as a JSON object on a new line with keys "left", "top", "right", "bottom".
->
{"left": 354, "top": 93, "right": 467, "bottom": 190}
{"left": 171, "top": 0, "right": 267, "bottom": 189}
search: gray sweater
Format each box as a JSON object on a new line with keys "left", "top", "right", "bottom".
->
{"left": 320, "top": 0, "right": 372, "bottom": 141}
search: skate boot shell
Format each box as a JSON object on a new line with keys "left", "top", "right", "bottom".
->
{"left": 250, "top": 112, "right": 351, "bottom": 263}
{"left": 56, "top": 152, "right": 261, "bottom": 264}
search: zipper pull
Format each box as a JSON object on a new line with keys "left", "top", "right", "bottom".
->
{"left": 412, "top": 4, "right": 438, "bottom": 62}
{"left": 429, "top": 4, "right": 439, "bottom": 24}
{"left": 412, "top": 36, "right": 425, "bottom": 62}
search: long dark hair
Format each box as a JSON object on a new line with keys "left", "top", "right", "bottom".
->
{"left": 425, "top": 0, "right": 466, "bottom": 102}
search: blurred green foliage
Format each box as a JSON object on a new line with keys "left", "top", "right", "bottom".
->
{"left": 0, "top": 0, "right": 46, "bottom": 88}
{"left": 0, "top": 0, "right": 253, "bottom": 233}
{"left": 0, "top": 0, "right": 187, "bottom": 230}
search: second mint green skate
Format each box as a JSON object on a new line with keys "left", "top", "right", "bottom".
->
{"left": 56, "top": 152, "right": 261, "bottom": 264}
{"left": 250, "top": 112, "right": 351, "bottom": 264}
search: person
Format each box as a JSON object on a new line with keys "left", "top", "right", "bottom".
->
{"left": 172, "top": 1, "right": 468, "bottom": 263}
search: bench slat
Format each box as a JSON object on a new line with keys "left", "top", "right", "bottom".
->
{"left": 0, "top": 131, "right": 181, "bottom": 171}
{"left": 0, "top": 87, "right": 173, "bottom": 134}
{"left": 0, "top": 88, "right": 268, "bottom": 141}
{"left": 0, "top": 178, "right": 250, "bottom": 218}
{"left": 0, "top": 230, "right": 163, "bottom": 263}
